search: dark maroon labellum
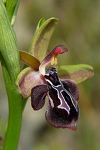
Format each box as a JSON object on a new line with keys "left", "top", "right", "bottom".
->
{"left": 44, "top": 67, "right": 79, "bottom": 125}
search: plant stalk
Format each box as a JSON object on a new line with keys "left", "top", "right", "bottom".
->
{"left": 0, "top": 1, "right": 25, "bottom": 150}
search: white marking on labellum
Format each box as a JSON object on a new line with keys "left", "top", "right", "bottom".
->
{"left": 57, "top": 89, "right": 70, "bottom": 114}
{"left": 59, "top": 80, "right": 78, "bottom": 111}
{"left": 64, "top": 88, "right": 78, "bottom": 111}
{"left": 45, "top": 79, "right": 70, "bottom": 114}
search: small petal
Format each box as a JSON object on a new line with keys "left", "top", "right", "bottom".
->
{"left": 39, "top": 45, "right": 68, "bottom": 75}
{"left": 52, "top": 45, "right": 68, "bottom": 55}
{"left": 31, "top": 84, "right": 48, "bottom": 110}
{"left": 20, "top": 50, "right": 40, "bottom": 70}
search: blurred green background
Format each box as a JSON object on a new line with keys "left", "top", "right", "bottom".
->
{"left": 0, "top": 0, "right": 100, "bottom": 150}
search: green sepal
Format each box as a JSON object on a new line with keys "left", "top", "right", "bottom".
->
{"left": 16, "top": 67, "right": 32, "bottom": 87}
{"left": 30, "top": 17, "right": 59, "bottom": 61}
{"left": 58, "top": 64, "right": 94, "bottom": 84}
{"left": 36, "top": 18, "right": 46, "bottom": 30}
{"left": 16, "top": 67, "right": 43, "bottom": 98}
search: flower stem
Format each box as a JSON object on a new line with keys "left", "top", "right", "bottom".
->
{"left": 0, "top": 1, "right": 26, "bottom": 150}
{"left": 2, "top": 60, "right": 25, "bottom": 150}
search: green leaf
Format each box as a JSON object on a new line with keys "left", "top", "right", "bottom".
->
{"left": 30, "top": 17, "right": 59, "bottom": 61}
{"left": 0, "top": 1, "right": 20, "bottom": 81}
{"left": 58, "top": 64, "right": 94, "bottom": 84}
{"left": 4, "top": 0, "right": 20, "bottom": 25}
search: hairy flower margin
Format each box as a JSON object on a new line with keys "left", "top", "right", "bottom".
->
{"left": 16, "top": 45, "right": 94, "bottom": 130}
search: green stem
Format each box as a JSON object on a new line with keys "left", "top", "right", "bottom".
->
{"left": 1, "top": 60, "right": 25, "bottom": 150}
{"left": 0, "top": 1, "right": 26, "bottom": 150}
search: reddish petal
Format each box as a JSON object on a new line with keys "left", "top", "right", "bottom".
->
{"left": 51, "top": 45, "right": 68, "bottom": 55}
{"left": 39, "top": 45, "right": 68, "bottom": 75}
{"left": 31, "top": 84, "right": 48, "bottom": 110}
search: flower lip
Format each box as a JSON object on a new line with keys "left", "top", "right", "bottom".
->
{"left": 44, "top": 67, "right": 79, "bottom": 129}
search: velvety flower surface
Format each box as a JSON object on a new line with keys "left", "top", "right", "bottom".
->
{"left": 16, "top": 45, "right": 93, "bottom": 130}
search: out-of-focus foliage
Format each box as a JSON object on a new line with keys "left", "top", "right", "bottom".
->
{"left": 0, "top": 0, "right": 100, "bottom": 150}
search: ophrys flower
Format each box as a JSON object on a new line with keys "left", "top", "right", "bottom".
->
{"left": 16, "top": 45, "right": 93, "bottom": 130}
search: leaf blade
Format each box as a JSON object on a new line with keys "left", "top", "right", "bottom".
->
{"left": 0, "top": 1, "right": 19, "bottom": 81}
{"left": 4, "top": 0, "right": 20, "bottom": 25}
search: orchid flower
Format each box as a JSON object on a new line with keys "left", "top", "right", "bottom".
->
{"left": 16, "top": 45, "right": 94, "bottom": 130}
